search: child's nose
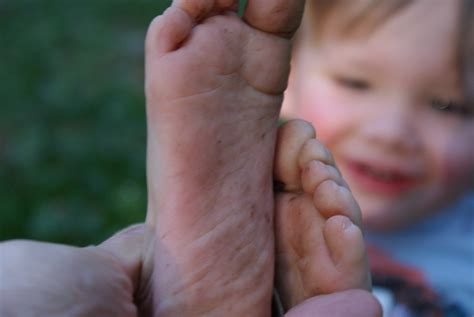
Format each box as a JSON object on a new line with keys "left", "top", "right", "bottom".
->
{"left": 360, "top": 104, "right": 421, "bottom": 154}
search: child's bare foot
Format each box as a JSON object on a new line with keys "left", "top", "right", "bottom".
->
{"left": 274, "top": 119, "right": 371, "bottom": 310}
{"left": 144, "top": 0, "right": 304, "bottom": 316}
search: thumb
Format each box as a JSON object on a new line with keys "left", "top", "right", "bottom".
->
{"left": 96, "top": 223, "right": 155, "bottom": 314}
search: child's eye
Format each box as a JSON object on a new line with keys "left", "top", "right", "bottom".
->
{"left": 430, "top": 98, "right": 473, "bottom": 117}
{"left": 336, "top": 76, "right": 370, "bottom": 91}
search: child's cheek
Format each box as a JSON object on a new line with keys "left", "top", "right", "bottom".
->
{"left": 430, "top": 129, "right": 474, "bottom": 192}
{"left": 297, "top": 80, "right": 350, "bottom": 146}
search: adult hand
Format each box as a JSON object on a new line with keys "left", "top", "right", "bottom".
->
{"left": 0, "top": 224, "right": 153, "bottom": 317}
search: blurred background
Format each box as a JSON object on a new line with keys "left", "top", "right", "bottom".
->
{"left": 0, "top": 0, "right": 172, "bottom": 246}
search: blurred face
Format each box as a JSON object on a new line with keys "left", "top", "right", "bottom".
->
{"left": 284, "top": 0, "right": 474, "bottom": 231}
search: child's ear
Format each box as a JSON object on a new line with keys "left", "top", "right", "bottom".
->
{"left": 281, "top": 63, "right": 298, "bottom": 119}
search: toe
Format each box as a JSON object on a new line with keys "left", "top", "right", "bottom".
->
{"left": 298, "top": 138, "right": 335, "bottom": 168}
{"left": 301, "top": 160, "right": 346, "bottom": 193}
{"left": 274, "top": 120, "right": 315, "bottom": 192}
{"left": 146, "top": 7, "right": 194, "bottom": 55}
{"left": 324, "top": 216, "right": 365, "bottom": 267}
{"left": 216, "top": 0, "right": 238, "bottom": 11}
{"left": 172, "top": 0, "right": 214, "bottom": 20}
{"left": 324, "top": 216, "right": 371, "bottom": 291}
{"left": 173, "top": 0, "right": 238, "bottom": 22}
{"left": 312, "top": 180, "right": 362, "bottom": 225}
{"left": 243, "top": 0, "right": 305, "bottom": 37}
{"left": 173, "top": 0, "right": 238, "bottom": 20}
{"left": 146, "top": 0, "right": 240, "bottom": 56}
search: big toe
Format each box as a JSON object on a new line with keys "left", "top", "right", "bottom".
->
{"left": 324, "top": 215, "right": 371, "bottom": 291}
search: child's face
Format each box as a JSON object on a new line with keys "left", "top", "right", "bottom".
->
{"left": 284, "top": 0, "right": 474, "bottom": 231}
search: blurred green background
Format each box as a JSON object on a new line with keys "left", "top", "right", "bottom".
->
{"left": 0, "top": 0, "right": 172, "bottom": 246}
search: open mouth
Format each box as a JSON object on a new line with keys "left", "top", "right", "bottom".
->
{"left": 344, "top": 160, "right": 419, "bottom": 195}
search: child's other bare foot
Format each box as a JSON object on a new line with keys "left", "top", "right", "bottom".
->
{"left": 145, "top": 0, "right": 304, "bottom": 316}
{"left": 274, "top": 119, "right": 371, "bottom": 310}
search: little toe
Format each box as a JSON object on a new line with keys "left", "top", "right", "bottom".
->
{"left": 274, "top": 119, "right": 315, "bottom": 192}
{"left": 146, "top": 7, "right": 194, "bottom": 55}
{"left": 243, "top": 0, "right": 305, "bottom": 37}
{"left": 175, "top": 0, "right": 238, "bottom": 19}
{"left": 172, "top": 0, "right": 215, "bottom": 20}
{"left": 147, "top": 0, "right": 240, "bottom": 56}
{"left": 324, "top": 215, "right": 371, "bottom": 291}
{"left": 312, "top": 179, "right": 362, "bottom": 225}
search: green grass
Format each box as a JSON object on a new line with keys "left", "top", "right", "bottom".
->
{"left": 239, "top": 0, "right": 248, "bottom": 16}
{"left": 0, "top": 0, "right": 171, "bottom": 245}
